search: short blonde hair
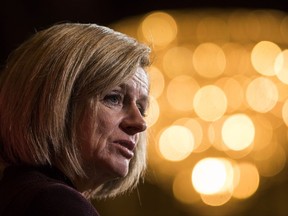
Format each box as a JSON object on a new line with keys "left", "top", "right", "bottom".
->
{"left": 0, "top": 23, "right": 151, "bottom": 199}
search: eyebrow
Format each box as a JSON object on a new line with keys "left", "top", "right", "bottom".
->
{"left": 119, "top": 83, "right": 149, "bottom": 103}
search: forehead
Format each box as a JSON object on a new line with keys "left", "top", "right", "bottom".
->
{"left": 118, "top": 67, "right": 149, "bottom": 96}
{"left": 132, "top": 67, "right": 149, "bottom": 92}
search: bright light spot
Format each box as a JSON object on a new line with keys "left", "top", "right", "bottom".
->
{"left": 159, "top": 125, "right": 195, "bottom": 161}
{"left": 167, "top": 75, "right": 199, "bottom": 111}
{"left": 233, "top": 162, "right": 260, "bottom": 199}
{"left": 140, "top": 11, "right": 177, "bottom": 48}
{"left": 173, "top": 118, "right": 211, "bottom": 153}
{"left": 148, "top": 66, "right": 165, "bottom": 99}
{"left": 251, "top": 41, "right": 282, "bottom": 76}
{"left": 192, "top": 158, "right": 233, "bottom": 195}
{"left": 275, "top": 49, "right": 288, "bottom": 84}
{"left": 172, "top": 118, "right": 204, "bottom": 152}
{"left": 146, "top": 96, "right": 160, "bottom": 127}
{"left": 193, "top": 43, "right": 226, "bottom": 78}
{"left": 222, "top": 114, "right": 255, "bottom": 151}
{"left": 193, "top": 85, "right": 227, "bottom": 122}
{"left": 200, "top": 192, "right": 232, "bottom": 206}
{"left": 246, "top": 77, "right": 278, "bottom": 113}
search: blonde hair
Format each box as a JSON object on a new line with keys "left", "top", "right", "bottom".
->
{"left": 0, "top": 23, "right": 151, "bottom": 199}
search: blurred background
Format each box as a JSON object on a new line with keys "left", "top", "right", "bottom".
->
{"left": 1, "top": 1, "right": 288, "bottom": 215}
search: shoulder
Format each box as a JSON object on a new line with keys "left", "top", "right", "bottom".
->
{"left": 0, "top": 166, "right": 99, "bottom": 216}
{"left": 27, "top": 182, "right": 100, "bottom": 216}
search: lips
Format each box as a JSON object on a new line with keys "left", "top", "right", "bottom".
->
{"left": 113, "top": 140, "right": 136, "bottom": 159}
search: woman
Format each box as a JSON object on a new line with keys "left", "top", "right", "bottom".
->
{"left": 0, "top": 23, "right": 151, "bottom": 215}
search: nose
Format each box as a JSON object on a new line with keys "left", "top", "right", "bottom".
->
{"left": 120, "top": 104, "right": 147, "bottom": 135}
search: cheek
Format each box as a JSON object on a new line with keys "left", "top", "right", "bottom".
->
{"left": 80, "top": 112, "right": 116, "bottom": 157}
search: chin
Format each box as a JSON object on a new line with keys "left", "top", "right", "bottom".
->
{"left": 112, "top": 165, "right": 129, "bottom": 178}
{"left": 110, "top": 158, "right": 131, "bottom": 178}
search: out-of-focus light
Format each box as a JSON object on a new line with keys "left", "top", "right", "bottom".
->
{"left": 222, "top": 43, "right": 254, "bottom": 77}
{"left": 166, "top": 75, "right": 199, "bottom": 111}
{"left": 173, "top": 169, "right": 199, "bottom": 204}
{"left": 246, "top": 77, "right": 279, "bottom": 113}
{"left": 282, "top": 99, "right": 288, "bottom": 126}
{"left": 146, "top": 96, "right": 160, "bottom": 127}
{"left": 208, "top": 117, "right": 228, "bottom": 151}
{"left": 222, "top": 114, "right": 255, "bottom": 151}
{"left": 158, "top": 125, "right": 194, "bottom": 161}
{"left": 275, "top": 50, "right": 288, "bottom": 84}
{"left": 111, "top": 8, "right": 288, "bottom": 210}
{"left": 232, "top": 162, "right": 260, "bottom": 199}
{"left": 162, "top": 46, "right": 194, "bottom": 79}
{"left": 256, "top": 144, "right": 286, "bottom": 177}
{"left": 139, "top": 11, "right": 177, "bottom": 48}
{"left": 193, "top": 85, "right": 227, "bottom": 122}
{"left": 251, "top": 41, "right": 282, "bottom": 76}
{"left": 193, "top": 43, "right": 226, "bottom": 78}
{"left": 215, "top": 77, "right": 245, "bottom": 112}
{"left": 180, "top": 118, "right": 203, "bottom": 152}
{"left": 252, "top": 115, "right": 273, "bottom": 151}
{"left": 192, "top": 158, "right": 234, "bottom": 195}
{"left": 148, "top": 66, "right": 165, "bottom": 99}
{"left": 200, "top": 192, "right": 232, "bottom": 206}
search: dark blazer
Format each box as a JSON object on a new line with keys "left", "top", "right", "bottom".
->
{"left": 0, "top": 166, "right": 100, "bottom": 216}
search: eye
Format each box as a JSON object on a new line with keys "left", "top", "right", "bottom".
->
{"left": 137, "top": 103, "right": 147, "bottom": 117}
{"left": 102, "top": 93, "right": 123, "bottom": 107}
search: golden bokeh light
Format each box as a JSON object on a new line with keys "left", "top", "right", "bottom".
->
{"left": 147, "top": 66, "right": 165, "bottom": 99}
{"left": 178, "top": 118, "right": 203, "bottom": 152}
{"left": 162, "top": 46, "right": 194, "bottom": 79}
{"left": 173, "top": 169, "right": 200, "bottom": 204}
{"left": 200, "top": 192, "right": 232, "bottom": 207}
{"left": 193, "top": 43, "right": 226, "bottom": 78}
{"left": 192, "top": 158, "right": 234, "bottom": 195}
{"left": 232, "top": 162, "right": 260, "bottom": 199}
{"left": 208, "top": 117, "right": 228, "bottom": 151}
{"left": 146, "top": 96, "right": 160, "bottom": 127}
{"left": 251, "top": 41, "right": 282, "bottom": 76}
{"left": 222, "top": 43, "right": 251, "bottom": 76}
{"left": 275, "top": 49, "right": 288, "bottom": 84}
{"left": 112, "top": 8, "right": 288, "bottom": 213}
{"left": 193, "top": 85, "right": 227, "bottom": 122}
{"left": 221, "top": 114, "right": 255, "bottom": 151}
{"left": 246, "top": 77, "right": 279, "bottom": 113}
{"left": 215, "top": 77, "right": 245, "bottom": 112}
{"left": 166, "top": 75, "right": 199, "bottom": 111}
{"left": 282, "top": 98, "right": 288, "bottom": 126}
{"left": 255, "top": 144, "right": 286, "bottom": 177}
{"left": 139, "top": 11, "right": 177, "bottom": 48}
{"left": 158, "top": 125, "right": 195, "bottom": 161}
{"left": 252, "top": 115, "right": 273, "bottom": 151}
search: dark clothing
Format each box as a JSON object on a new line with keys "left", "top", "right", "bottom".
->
{"left": 0, "top": 166, "right": 100, "bottom": 216}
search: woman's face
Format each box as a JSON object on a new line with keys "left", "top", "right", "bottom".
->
{"left": 78, "top": 67, "right": 149, "bottom": 185}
